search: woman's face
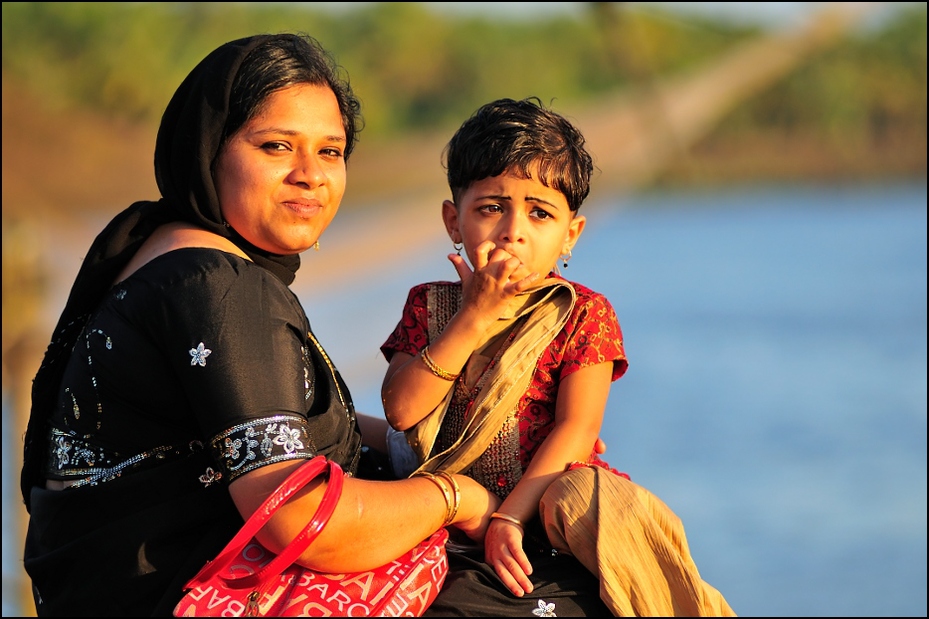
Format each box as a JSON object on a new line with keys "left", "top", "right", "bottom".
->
{"left": 214, "top": 83, "right": 347, "bottom": 255}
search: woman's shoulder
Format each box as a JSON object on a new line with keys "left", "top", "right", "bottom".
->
{"left": 115, "top": 248, "right": 305, "bottom": 334}
{"left": 119, "top": 248, "right": 290, "bottom": 308}
{"left": 129, "top": 247, "right": 262, "bottom": 282}
{"left": 113, "top": 222, "right": 250, "bottom": 285}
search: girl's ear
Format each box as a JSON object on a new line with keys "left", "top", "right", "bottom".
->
{"left": 565, "top": 214, "right": 586, "bottom": 252}
{"left": 442, "top": 200, "right": 461, "bottom": 243}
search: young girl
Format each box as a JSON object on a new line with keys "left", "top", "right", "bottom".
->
{"left": 380, "top": 97, "right": 735, "bottom": 617}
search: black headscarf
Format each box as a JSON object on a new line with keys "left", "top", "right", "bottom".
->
{"left": 20, "top": 34, "right": 304, "bottom": 508}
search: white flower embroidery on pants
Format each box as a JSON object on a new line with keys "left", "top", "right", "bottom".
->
{"left": 189, "top": 342, "right": 212, "bottom": 367}
{"left": 533, "top": 600, "right": 556, "bottom": 617}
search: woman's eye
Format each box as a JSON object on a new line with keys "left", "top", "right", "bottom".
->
{"left": 320, "top": 147, "right": 344, "bottom": 159}
{"left": 261, "top": 141, "right": 289, "bottom": 152}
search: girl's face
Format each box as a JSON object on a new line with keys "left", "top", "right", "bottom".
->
{"left": 443, "top": 168, "right": 586, "bottom": 279}
{"left": 214, "top": 83, "right": 347, "bottom": 255}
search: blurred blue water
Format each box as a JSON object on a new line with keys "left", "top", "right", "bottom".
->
{"left": 4, "top": 182, "right": 926, "bottom": 616}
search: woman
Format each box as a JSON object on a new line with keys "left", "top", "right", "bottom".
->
{"left": 19, "top": 33, "right": 498, "bottom": 616}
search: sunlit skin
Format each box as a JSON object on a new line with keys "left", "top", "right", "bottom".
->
{"left": 381, "top": 169, "right": 615, "bottom": 596}
{"left": 442, "top": 169, "right": 586, "bottom": 303}
{"left": 214, "top": 83, "right": 347, "bottom": 255}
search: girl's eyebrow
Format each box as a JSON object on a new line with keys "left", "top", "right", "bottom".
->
{"left": 477, "top": 193, "right": 560, "bottom": 209}
{"left": 526, "top": 196, "right": 560, "bottom": 208}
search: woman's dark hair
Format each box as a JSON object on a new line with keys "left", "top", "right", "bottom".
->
{"left": 442, "top": 97, "right": 593, "bottom": 212}
{"left": 223, "top": 33, "right": 363, "bottom": 160}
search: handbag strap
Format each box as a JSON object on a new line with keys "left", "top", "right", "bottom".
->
{"left": 234, "top": 459, "right": 344, "bottom": 588}
{"left": 186, "top": 455, "right": 343, "bottom": 589}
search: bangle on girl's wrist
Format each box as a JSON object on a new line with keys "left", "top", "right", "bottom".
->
{"left": 489, "top": 511, "right": 524, "bottom": 529}
{"left": 420, "top": 346, "right": 460, "bottom": 381}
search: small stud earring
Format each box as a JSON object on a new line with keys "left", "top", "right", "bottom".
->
{"left": 314, "top": 241, "right": 320, "bottom": 251}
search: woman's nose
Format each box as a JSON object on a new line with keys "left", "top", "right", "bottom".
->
{"left": 288, "top": 153, "right": 325, "bottom": 188}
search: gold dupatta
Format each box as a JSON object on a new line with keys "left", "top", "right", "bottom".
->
{"left": 406, "top": 277, "right": 576, "bottom": 475}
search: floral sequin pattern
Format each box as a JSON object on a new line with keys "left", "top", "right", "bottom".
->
{"left": 51, "top": 430, "right": 103, "bottom": 471}
{"left": 302, "top": 344, "right": 313, "bottom": 401}
{"left": 45, "top": 428, "right": 181, "bottom": 488}
{"left": 210, "top": 415, "right": 315, "bottom": 482}
{"left": 189, "top": 342, "right": 212, "bottom": 367}
{"left": 199, "top": 467, "right": 223, "bottom": 487}
{"left": 533, "top": 599, "right": 557, "bottom": 617}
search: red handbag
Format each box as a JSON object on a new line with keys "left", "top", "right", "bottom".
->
{"left": 174, "top": 456, "right": 449, "bottom": 617}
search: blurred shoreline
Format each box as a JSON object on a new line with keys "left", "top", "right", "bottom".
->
{"left": 3, "top": 67, "right": 925, "bottom": 223}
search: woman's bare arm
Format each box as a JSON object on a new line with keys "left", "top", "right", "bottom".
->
{"left": 229, "top": 458, "right": 498, "bottom": 573}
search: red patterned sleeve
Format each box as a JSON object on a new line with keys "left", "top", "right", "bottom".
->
{"left": 380, "top": 284, "right": 430, "bottom": 362}
{"left": 561, "top": 291, "right": 628, "bottom": 382}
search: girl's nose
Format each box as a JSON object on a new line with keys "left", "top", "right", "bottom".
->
{"left": 500, "top": 213, "right": 525, "bottom": 243}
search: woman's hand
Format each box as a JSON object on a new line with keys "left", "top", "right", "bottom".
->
{"left": 448, "top": 474, "right": 500, "bottom": 542}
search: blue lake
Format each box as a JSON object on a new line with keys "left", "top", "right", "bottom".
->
{"left": 4, "top": 181, "right": 926, "bottom": 616}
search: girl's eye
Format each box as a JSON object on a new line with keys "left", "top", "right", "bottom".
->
{"left": 320, "top": 147, "right": 344, "bottom": 159}
{"left": 531, "top": 207, "right": 553, "bottom": 220}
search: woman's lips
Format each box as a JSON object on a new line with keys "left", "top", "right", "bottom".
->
{"left": 282, "top": 198, "right": 322, "bottom": 218}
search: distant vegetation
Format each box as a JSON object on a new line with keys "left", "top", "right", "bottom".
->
{"left": 2, "top": 1, "right": 926, "bottom": 182}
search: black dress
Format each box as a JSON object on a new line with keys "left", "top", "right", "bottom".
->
{"left": 23, "top": 248, "right": 362, "bottom": 616}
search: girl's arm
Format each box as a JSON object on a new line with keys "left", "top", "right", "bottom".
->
{"left": 484, "top": 360, "right": 614, "bottom": 597}
{"left": 382, "top": 245, "right": 534, "bottom": 431}
{"left": 381, "top": 306, "right": 489, "bottom": 431}
{"left": 355, "top": 410, "right": 389, "bottom": 454}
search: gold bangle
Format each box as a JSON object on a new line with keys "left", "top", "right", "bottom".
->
{"left": 420, "top": 346, "right": 459, "bottom": 381}
{"left": 413, "top": 471, "right": 455, "bottom": 525}
{"left": 490, "top": 511, "right": 524, "bottom": 529}
{"left": 434, "top": 471, "right": 461, "bottom": 524}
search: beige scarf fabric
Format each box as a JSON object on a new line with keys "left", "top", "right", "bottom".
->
{"left": 405, "top": 277, "right": 576, "bottom": 475}
{"left": 540, "top": 466, "right": 737, "bottom": 616}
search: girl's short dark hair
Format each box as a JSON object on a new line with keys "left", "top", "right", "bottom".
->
{"left": 442, "top": 97, "right": 593, "bottom": 211}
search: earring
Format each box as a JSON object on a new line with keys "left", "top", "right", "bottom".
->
{"left": 560, "top": 248, "right": 572, "bottom": 269}
{"left": 314, "top": 241, "right": 320, "bottom": 251}
{"left": 454, "top": 242, "right": 463, "bottom": 256}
